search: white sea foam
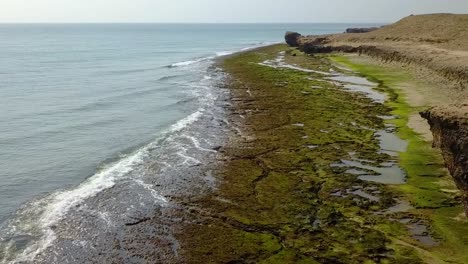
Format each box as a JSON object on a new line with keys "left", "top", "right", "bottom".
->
{"left": 169, "top": 60, "right": 198, "bottom": 68}
{"left": 168, "top": 57, "right": 214, "bottom": 68}
{"left": 215, "top": 51, "right": 232, "bottom": 56}
{"left": 170, "top": 42, "right": 280, "bottom": 68}
{"left": 168, "top": 111, "right": 203, "bottom": 132}
{"left": 14, "top": 148, "right": 146, "bottom": 262}
{"left": 182, "top": 135, "right": 217, "bottom": 153}
{"left": 8, "top": 110, "right": 204, "bottom": 263}
{"left": 215, "top": 42, "right": 281, "bottom": 57}
{"left": 177, "top": 152, "right": 202, "bottom": 166}
{"left": 134, "top": 179, "right": 168, "bottom": 203}
{"left": 2, "top": 39, "right": 252, "bottom": 262}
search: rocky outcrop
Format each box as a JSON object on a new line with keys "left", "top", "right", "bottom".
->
{"left": 421, "top": 105, "right": 468, "bottom": 217}
{"left": 284, "top": 31, "right": 302, "bottom": 47}
{"left": 345, "top": 27, "right": 379, "bottom": 33}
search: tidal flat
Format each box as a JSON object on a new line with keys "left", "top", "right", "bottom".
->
{"left": 175, "top": 44, "right": 468, "bottom": 263}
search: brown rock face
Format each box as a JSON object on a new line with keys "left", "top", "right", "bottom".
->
{"left": 421, "top": 105, "right": 468, "bottom": 216}
{"left": 284, "top": 31, "right": 302, "bottom": 47}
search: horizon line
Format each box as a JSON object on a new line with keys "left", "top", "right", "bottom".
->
{"left": 0, "top": 21, "right": 389, "bottom": 25}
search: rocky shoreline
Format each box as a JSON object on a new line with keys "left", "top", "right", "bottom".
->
{"left": 83, "top": 16, "right": 468, "bottom": 262}
{"left": 170, "top": 42, "right": 468, "bottom": 263}
{"left": 164, "top": 15, "right": 468, "bottom": 262}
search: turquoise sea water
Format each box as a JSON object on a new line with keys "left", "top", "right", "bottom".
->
{"left": 0, "top": 23, "right": 380, "bottom": 262}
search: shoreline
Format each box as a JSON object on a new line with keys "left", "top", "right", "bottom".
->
{"left": 0, "top": 50, "right": 231, "bottom": 263}
{"left": 170, "top": 44, "right": 467, "bottom": 263}
{"left": 2, "top": 18, "right": 466, "bottom": 262}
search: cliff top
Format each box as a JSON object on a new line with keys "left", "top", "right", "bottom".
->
{"left": 326, "top": 13, "right": 468, "bottom": 51}
{"left": 424, "top": 104, "right": 468, "bottom": 124}
{"left": 294, "top": 13, "right": 468, "bottom": 106}
{"left": 290, "top": 14, "right": 468, "bottom": 131}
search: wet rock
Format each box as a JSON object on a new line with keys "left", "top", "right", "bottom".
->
{"left": 284, "top": 31, "right": 302, "bottom": 47}
{"left": 421, "top": 104, "right": 468, "bottom": 216}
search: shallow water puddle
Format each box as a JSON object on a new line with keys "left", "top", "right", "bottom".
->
{"left": 387, "top": 200, "right": 413, "bottom": 213}
{"left": 324, "top": 64, "right": 440, "bottom": 249}
{"left": 403, "top": 220, "right": 440, "bottom": 247}
{"left": 349, "top": 189, "right": 380, "bottom": 202}
{"left": 332, "top": 159, "right": 406, "bottom": 185}
{"left": 327, "top": 75, "right": 376, "bottom": 87}
{"left": 330, "top": 188, "right": 380, "bottom": 202}
{"left": 328, "top": 73, "right": 408, "bottom": 184}
{"left": 327, "top": 74, "right": 387, "bottom": 103}
{"left": 346, "top": 168, "right": 369, "bottom": 175}
{"left": 343, "top": 84, "right": 386, "bottom": 103}
{"left": 376, "top": 130, "right": 409, "bottom": 156}
{"left": 259, "top": 52, "right": 332, "bottom": 75}
{"left": 358, "top": 162, "right": 406, "bottom": 185}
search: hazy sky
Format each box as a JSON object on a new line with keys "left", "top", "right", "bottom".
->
{"left": 1, "top": 0, "right": 467, "bottom": 23}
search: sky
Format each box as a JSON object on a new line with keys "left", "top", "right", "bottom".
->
{"left": 0, "top": 0, "right": 467, "bottom": 23}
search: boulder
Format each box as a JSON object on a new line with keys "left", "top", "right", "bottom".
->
{"left": 285, "top": 31, "right": 302, "bottom": 47}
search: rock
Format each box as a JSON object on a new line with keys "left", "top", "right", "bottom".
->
{"left": 345, "top": 27, "right": 380, "bottom": 33}
{"left": 285, "top": 31, "right": 302, "bottom": 47}
{"left": 421, "top": 104, "right": 468, "bottom": 217}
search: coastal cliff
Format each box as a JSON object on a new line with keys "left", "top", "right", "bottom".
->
{"left": 285, "top": 15, "right": 468, "bottom": 219}
{"left": 421, "top": 105, "right": 468, "bottom": 216}
{"left": 286, "top": 14, "right": 468, "bottom": 92}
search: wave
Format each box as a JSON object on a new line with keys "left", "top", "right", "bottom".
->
{"left": 2, "top": 110, "right": 204, "bottom": 263}
{"left": 105, "top": 67, "right": 159, "bottom": 75}
{"left": 167, "top": 41, "right": 280, "bottom": 69}
{"left": 215, "top": 51, "right": 235, "bottom": 57}
{"left": 215, "top": 41, "right": 282, "bottom": 57}
{"left": 156, "top": 74, "right": 185, "bottom": 81}
{"left": 1, "top": 40, "right": 254, "bottom": 263}
{"left": 166, "top": 57, "right": 214, "bottom": 68}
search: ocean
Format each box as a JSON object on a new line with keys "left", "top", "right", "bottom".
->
{"left": 0, "top": 23, "right": 380, "bottom": 263}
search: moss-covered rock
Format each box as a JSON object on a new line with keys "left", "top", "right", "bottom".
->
{"left": 175, "top": 45, "right": 464, "bottom": 263}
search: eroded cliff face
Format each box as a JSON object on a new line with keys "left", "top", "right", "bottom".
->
{"left": 289, "top": 35, "right": 468, "bottom": 88}
{"left": 284, "top": 14, "right": 468, "bottom": 89}
{"left": 421, "top": 105, "right": 468, "bottom": 217}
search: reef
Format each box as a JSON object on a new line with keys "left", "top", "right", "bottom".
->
{"left": 173, "top": 44, "right": 468, "bottom": 263}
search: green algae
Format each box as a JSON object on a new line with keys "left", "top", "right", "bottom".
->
{"left": 330, "top": 54, "right": 468, "bottom": 263}
{"left": 177, "top": 44, "right": 454, "bottom": 263}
